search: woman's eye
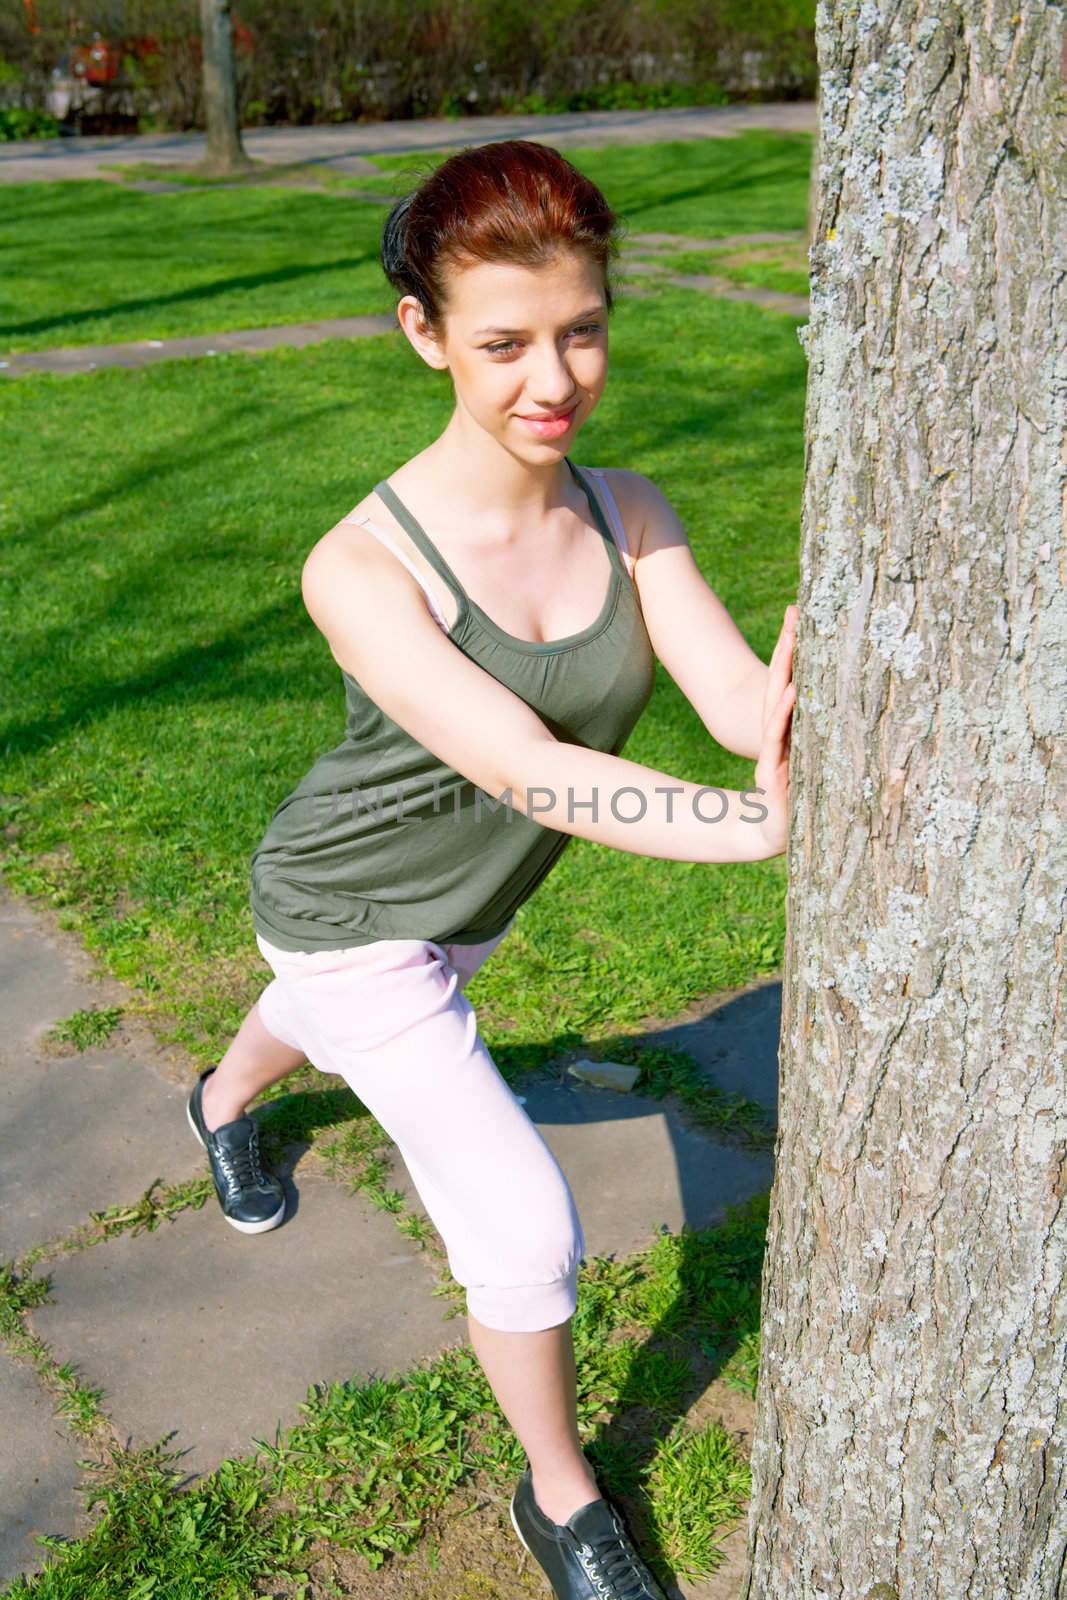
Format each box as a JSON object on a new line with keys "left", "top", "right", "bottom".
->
{"left": 486, "top": 324, "right": 602, "bottom": 357}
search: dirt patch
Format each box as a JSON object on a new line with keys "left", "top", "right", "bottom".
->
{"left": 267, "top": 1479, "right": 551, "bottom": 1599}
{"left": 262, "top": 1481, "right": 754, "bottom": 1600}
{"left": 713, "top": 245, "right": 808, "bottom": 271}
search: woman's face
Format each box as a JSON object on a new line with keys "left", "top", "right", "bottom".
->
{"left": 402, "top": 248, "right": 609, "bottom": 456}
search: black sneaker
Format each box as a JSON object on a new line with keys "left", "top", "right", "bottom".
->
{"left": 186, "top": 1067, "right": 286, "bottom": 1234}
{"left": 509, "top": 1463, "right": 668, "bottom": 1599}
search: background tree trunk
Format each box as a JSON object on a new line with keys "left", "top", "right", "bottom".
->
{"left": 741, "top": 4, "right": 1066, "bottom": 1596}
{"left": 198, "top": 0, "right": 250, "bottom": 175}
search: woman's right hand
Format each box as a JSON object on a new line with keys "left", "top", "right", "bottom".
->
{"left": 754, "top": 605, "right": 797, "bottom": 858}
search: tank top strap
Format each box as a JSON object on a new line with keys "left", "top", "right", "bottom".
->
{"left": 566, "top": 462, "right": 633, "bottom": 582}
{"left": 371, "top": 456, "right": 624, "bottom": 614}
{"left": 577, "top": 466, "right": 635, "bottom": 581}
{"left": 371, "top": 477, "right": 470, "bottom": 610}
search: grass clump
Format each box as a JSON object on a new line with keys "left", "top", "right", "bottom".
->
{"left": 43, "top": 1005, "right": 124, "bottom": 1051}
{"left": 2, "top": 1442, "right": 301, "bottom": 1600}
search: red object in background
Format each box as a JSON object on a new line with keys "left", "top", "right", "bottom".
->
{"left": 60, "top": 11, "right": 253, "bottom": 84}
{"left": 71, "top": 38, "right": 120, "bottom": 85}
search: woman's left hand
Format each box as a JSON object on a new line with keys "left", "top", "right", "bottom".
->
{"left": 763, "top": 603, "right": 798, "bottom": 744}
{"left": 751, "top": 602, "right": 798, "bottom": 857}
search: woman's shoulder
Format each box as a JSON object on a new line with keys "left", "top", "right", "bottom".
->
{"left": 306, "top": 484, "right": 419, "bottom": 570}
{"left": 580, "top": 465, "right": 655, "bottom": 564}
{"left": 302, "top": 485, "right": 459, "bottom": 635}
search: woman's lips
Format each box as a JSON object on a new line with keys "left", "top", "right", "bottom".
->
{"left": 516, "top": 403, "right": 578, "bottom": 439}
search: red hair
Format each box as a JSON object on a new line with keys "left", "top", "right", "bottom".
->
{"left": 380, "top": 139, "right": 624, "bottom": 337}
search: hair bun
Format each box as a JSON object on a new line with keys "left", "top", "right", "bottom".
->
{"left": 381, "top": 192, "right": 417, "bottom": 286}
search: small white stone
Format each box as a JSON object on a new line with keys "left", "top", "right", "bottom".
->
{"left": 567, "top": 1059, "right": 641, "bottom": 1093}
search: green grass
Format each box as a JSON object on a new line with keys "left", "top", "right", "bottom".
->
{"left": 98, "top": 157, "right": 406, "bottom": 196}
{"left": 645, "top": 1414, "right": 753, "bottom": 1577}
{"left": 0, "top": 131, "right": 812, "bottom": 353}
{"left": 0, "top": 181, "right": 391, "bottom": 355}
{"left": 1, "top": 1194, "right": 768, "bottom": 1597}
{"left": 43, "top": 1004, "right": 124, "bottom": 1051}
{"left": 365, "top": 128, "right": 814, "bottom": 237}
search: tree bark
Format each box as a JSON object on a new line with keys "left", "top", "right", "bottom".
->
{"left": 199, "top": 0, "right": 250, "bottom": 175}
{"left": 741, "top": 4, "right": 1066, "bottom": 1597}
{"left": 805, "top": 74, "right": 820, "bottom": 255}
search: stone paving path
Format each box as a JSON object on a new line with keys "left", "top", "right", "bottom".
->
{"left": 0, "top": 103, "right": 815, "bottom": 184}
{"left": 0, "top": 314, "right": 400, "bottom": 377}
{"left": 0, "top": 233, "right": 808, "bottom": 378}
{"left": 0, "top": 866, "right": 780, "bottom": 1590}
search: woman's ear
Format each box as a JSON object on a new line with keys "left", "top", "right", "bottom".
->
{"left": 396, "top": 295, "right": 449, "bottom": 371}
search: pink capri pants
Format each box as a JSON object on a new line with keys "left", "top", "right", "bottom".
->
{"left": 254, "top": 920, "right": 586, "bottom": 1333}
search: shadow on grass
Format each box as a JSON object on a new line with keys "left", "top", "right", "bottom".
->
{"left": 0, "top": 250, "right": 378, "bottom": 343}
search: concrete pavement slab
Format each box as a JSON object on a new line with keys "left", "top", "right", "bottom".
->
{"left": 629, "top": 230, "right": 804, "bottom": 250}
{"left": 30, "top": 1168, "right": 467, "bottom": 1477}
{"left": 0, "top": 1354, "right": 86, "bottom": 1586}
{"left": 0, "top": 1044, "right": 203, "bottom": 1261}
{"left": 512, "top": 1069, "right": 774, "bottom": 1260}
{"left": 1, "top": 314, "right": 398, "bottom": 377}
{"left": 640, "top": 978, "right": 782, "bottom": 1120}
{"left": 0, "top": 878, "right": 206, "bottom": 1259}
{"left": 0, "top": 881, "right": 103, "bottom": 1054}
{"left": 0, "top": 104, "right": 816, "bottom": 184}
{"left": 666, "top": 272, "right": 808, "bottom": 317}
{"left": 0, "top": 264, "right": 806, "bottom": 377}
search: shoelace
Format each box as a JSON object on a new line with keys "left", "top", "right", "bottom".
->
{"left": 576, "top": 1513, "right": 659, "bottom": 1599}
{"left": 214, "top": 1128, "right": 267, "bottom": 1197}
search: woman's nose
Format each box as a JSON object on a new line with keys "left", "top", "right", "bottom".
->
{"left": 527, "top": 353, "right": 577, "bottom": 407}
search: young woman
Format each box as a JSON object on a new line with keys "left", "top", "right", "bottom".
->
{"left": 186, "top": 139, "right": 796, "bottom": 1600}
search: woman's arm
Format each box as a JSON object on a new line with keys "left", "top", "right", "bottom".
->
{"left": 611, "top": 470, "right": 789, "bottom": 762}
{"left": 499, "top": 737, "right": 783, "bottom": 864}
{"left": 501, "top": 602, "right": 797, "bottom": 863}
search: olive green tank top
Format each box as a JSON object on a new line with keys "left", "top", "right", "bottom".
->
{"left": 249, "top": 457, "right": 656, "bottom": 952}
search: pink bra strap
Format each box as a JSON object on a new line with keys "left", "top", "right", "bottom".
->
{"left": 342, "top": 511, "right": 451, "bottom": 632}
{"left": 583, "top": 467, "right": 635, "bottom": 579}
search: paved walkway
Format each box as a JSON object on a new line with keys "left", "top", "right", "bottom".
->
{"left": 0, "top": 103, "right": 815, "bottom": 184}
{"left": 0, "top": 866, "right": 781, "bottom": 1592}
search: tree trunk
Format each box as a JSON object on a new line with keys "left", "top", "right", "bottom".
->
{"left": 805, "top": 74, "right": 819, "bottom": 255}
{"left": 199, "top": 0, "right": 250, "bottom": 175}
{"left": 741, "top": 5, "right": 1066, "bottom": 1597}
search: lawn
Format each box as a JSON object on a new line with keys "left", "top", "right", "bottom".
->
{"left": 0, "top": 129, "right": 809, "bottom": 1598}
{"left": 0, "top": 129, "right": 813, "bottom": 353}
